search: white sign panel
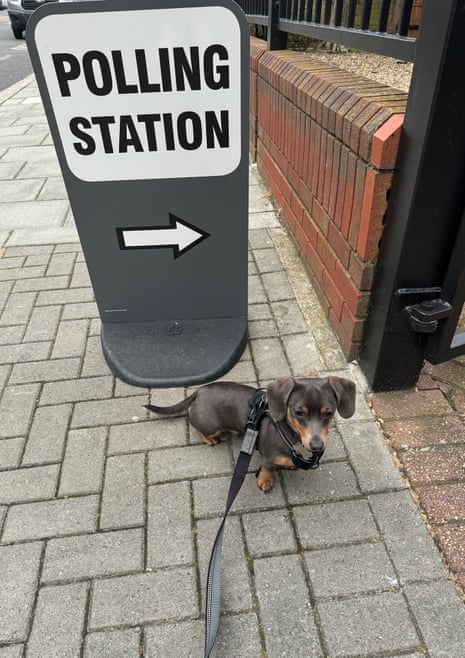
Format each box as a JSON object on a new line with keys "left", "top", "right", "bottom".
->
{"left": 34, "top": 6, "right": 241, "bottom": 182}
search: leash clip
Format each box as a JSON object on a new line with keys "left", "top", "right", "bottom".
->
{"left": 241, "top": 427, "right": 258, "bottom": 455}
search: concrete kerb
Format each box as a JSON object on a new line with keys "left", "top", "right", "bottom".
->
{"left": 1, "top": 73, "right": 465, "bottom": 656}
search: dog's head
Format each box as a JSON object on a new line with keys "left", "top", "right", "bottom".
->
{"left": 266, "top": 376, "right": 356, "bottom": 455}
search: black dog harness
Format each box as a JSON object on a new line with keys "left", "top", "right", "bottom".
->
{"left": 204, "top": 390, "right": 322, "bottom": 657}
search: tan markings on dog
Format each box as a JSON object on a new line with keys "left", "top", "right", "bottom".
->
{"left": 286, "top": 408, "right": 311, "bottom": 447}
{"left": 274, "top": 455, "right": 295, "bottom": 469}
{"left": 320, "top": 406, "right": 330, "bottom": 415}
{"left": 257, "top": 467, "right": 274, "bottom": 492}
{"left": 199, "top": 430, "right": 222, "bottom": 446}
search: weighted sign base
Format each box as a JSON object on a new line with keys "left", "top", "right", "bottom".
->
{"left": 101, "top": 317, "right": 248, "bottom": 387}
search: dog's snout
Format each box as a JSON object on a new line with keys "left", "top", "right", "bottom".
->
{"left": 310, "top": 436, "right": 325, "bottom": 454}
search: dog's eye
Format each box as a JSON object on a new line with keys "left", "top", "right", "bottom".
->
{"left": 294, "top": 408, "right": 306, "bottom": 418}
{"left": 322, "top": 409, "right": 333, "bottom": 419}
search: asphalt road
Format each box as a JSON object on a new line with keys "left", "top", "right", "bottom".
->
{"left": 0, "top": 10, "right": 33, "bottom": 92}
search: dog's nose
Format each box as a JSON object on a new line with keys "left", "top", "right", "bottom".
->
{"left": 310, "top": 436, "right": 324, "bottom": 454}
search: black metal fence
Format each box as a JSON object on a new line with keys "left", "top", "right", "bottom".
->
{"left": 238, "top": 0, "right": 417, "bottom": 60}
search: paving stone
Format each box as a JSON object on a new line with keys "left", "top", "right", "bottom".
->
{"left": 0, "top": 281, "right": 13, "bottom": 309}
{"left": 108, "top": 417, "right": 188, "bottom": 454}
{"left": 248, "top": 273, "right": 268, "bottom": 304}
{"left": 383, "top": 415, "right": 465, "bottom": 450}
{"left": 27, "top": 582, "right": 88, "bottom": 658}
{"left": 23, "top": 305, "right": 61, "bottom": 342}
{"left": 0, "top": 646, "right": 24, "bottom": 658}
{"left": 0, "top": 267, "right": 46, "bottom": 286}
{"left": 248, "top": 317, "right": 277, "bottom": 338}
{"left": 84, "top": 628, "right": 141, "bottom": 658}
{"left": 282, "top": 461, "right": 360, "bottom": 505}
{"left": 0, "top": 437, "right": 24, "bottom": 469}
{"left": 59, "top": 427, "right": 106, "bottom": 496}
{"left": 0, "top": 340, "right": 50, "bottom": 365}
{"left": 317, "top": 592, "right": 420, "bottom": 657}
{"left": 0, "top": 256, "right": 25, "bottom": 269}
{"left": 0, "top": 542, "right": 42, "bottom": 642}
{"left": 197, "top": 516, "right": 251, "bottom": 612}
{"left": 100, "top": 453, "right": 145, "bottom": 529}
{"left": 36, "top": 286, "right": 94, "bottom": 306}
{"left": 69, "top": 261, "right": 92, "bottom": 287}
{"left": 306, "top": 542, "right": 397, "bottom": 598}
{"left": 282, "top": 332, "right": 325, "bottom": 374}
{"left": 371, "top": 388, "right": 452, "bottom": 418}
{"left": 250, "top": 336, "right": 291, "bottom": 381}
{"left": 249, "top": 302, "right": 273, "bottom": 321}
{"left": 433, "top": 525, "right": 465, "bottom": 572}
{"left": 38, "top": 177, "right": 67, "bottom": 201}
{"left": 46, "top": 251, "right": 76, "bottom": 276}
{"left": 147, "top": 481, "right": 193, "bottom": 568}
{"left": 80, "top": 336, "right": 113, "bottom": 377}
{"left": 1, "top": 495, "right": 98, "bottom": 542}
{"left": 248, "top": 228, "right": 276, "bottom": 250}
{"left": 0, "top": 292, "right": 36, "bottom": 326}
{"left": 145, "top": 614, "right": 262, "bottom": 658}
{"left": 148, "top": 442, "right": 232, "bottom": 483}
{"left": 254, "top": 554, "right": 322, "bottom": 657}
{"left": 417, "top": 482, "right": 465, "bottom": 523}
{"left": 61, "top": 301, "right": 99, "bottom": 320}
{"left": 369, "top": 490, "right": 447, "bottom": 583}
{"left": 253, "top": 246, "right": 282, "bottom": 273}
{"left": 9, "top": 357, "right": 81, "bottom": 384}
{"left": 22, "top": 403, "right": 71, "bottom": 465}
{"left": 0, "top": 325, "right": 25, "bottom": 346}
{"left": 243, "top": 508, "right": 296, "bottom": 556}
{"left": 42, "top": 528, "right": 144, "bottom": 583}
{"left": 39, "top": 375, "right": 113, "bottom": 406}
{"left": 51, "top": 318, "right": 88, "bottom": 359}
{"left": 89, "top": 569, "right": 197, "bottom": 629}
{"left": 293, "top": 499, "right": 379, "bottom": 549}
{"left": 0, "top": 464, "right": 58, "bottom": 504}
{"left": 14, "top": 274, "right": 69, "bottom": 293}
{"left": 261, "top": 270, "right": 295, "bottom": 301}
{"left": 342, "top": 420, "right": 405, "bottom": 493}
{"left": 71, "top": 395, "right": 147, "bottom": 428}
{"left": 193, "top": 472, "right": 286, "bottom": 517}
{"left": 0, "top": 200, "right": 67, "bottom": 230}
{"left": 0, "top": 363, "right": 9, "bottom": 395}
{"left": 405, "top": 580, "right": 465, "bottom": 658}
{"left": 399, "top": 445, "right": 465, "bottom": 485}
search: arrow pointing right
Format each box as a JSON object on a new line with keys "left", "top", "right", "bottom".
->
{"left": 117, "top": 213, "right": 210, "bottom": 258}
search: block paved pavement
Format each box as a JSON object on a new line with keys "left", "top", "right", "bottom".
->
{"left": 1, "top": 75, "right": 465, "bottom": 658}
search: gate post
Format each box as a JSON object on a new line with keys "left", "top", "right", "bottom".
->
{"left": 359, "top": 0, "right": 465, "bottom": 390}
{"left": 267, "top": 0, "right": 287, "bottom": 50}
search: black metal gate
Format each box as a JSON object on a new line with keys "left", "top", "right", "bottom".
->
{"left": 359, "top": 0, "right": 465, "bottom": 390}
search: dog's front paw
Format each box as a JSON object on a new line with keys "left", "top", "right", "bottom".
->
{"left": 256, "top": 467, "right": 274, "bottom": 493}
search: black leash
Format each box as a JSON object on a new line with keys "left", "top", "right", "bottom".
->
{"left": 203, "top": 391, "right": 322, "bottom": 656}
{"left": 204, "top": 390, "right": 268, "bottom": 658}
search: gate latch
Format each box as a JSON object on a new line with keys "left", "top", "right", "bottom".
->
{"left": 403, "top": 298, "right": 453, "bottom": 333}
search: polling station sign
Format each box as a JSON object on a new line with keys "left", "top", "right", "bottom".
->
{"left": 30, "top": 4, "right": 242, "bottom": 181}
{"left": 26, "top": 0, "right": 250, "bottom": 388}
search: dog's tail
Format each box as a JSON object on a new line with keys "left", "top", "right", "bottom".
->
{"left": 145, "top": 391, "right": 198, "bottom": 417}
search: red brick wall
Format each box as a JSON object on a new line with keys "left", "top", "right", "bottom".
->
{"left": 249, "top": 37, "right": 407, "bottom": 359}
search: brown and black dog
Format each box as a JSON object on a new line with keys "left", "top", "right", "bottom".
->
{"left": 146, "top": 376, "right": 355, "bottom": 492}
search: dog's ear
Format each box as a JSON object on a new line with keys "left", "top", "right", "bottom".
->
{"left": 267, "top": 377, "right": 296, "bottom": 420}
{"left": 328, "top": 377, "right": 356, "bottom": 418}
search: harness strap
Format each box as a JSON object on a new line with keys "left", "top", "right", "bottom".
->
{"left": 204, "top": 390, "right": 267, "bottom": 658}
{"left": 266, "top": 413, "right": 321, "bottom": 470}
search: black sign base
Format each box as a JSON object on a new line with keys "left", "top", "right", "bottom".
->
{"left": 101, "top": 318, "right": 248, "bottom": 387}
